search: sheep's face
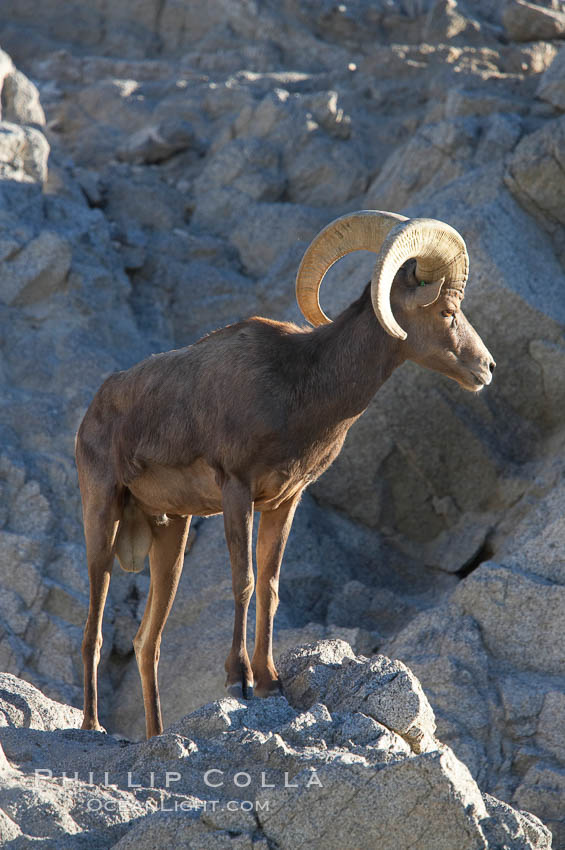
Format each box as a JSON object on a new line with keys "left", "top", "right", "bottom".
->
{"left": 390, "top": 261, "right": 495, "bottom": 392}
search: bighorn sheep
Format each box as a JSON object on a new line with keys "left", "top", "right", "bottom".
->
{"left": 76, "top": 210, "right": 495, "bottom": 739}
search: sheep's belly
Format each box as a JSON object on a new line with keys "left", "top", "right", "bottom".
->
{"left": 127, "top": 460, "right": 306, "bottom": 517}
{"left": 128, "top": 459, "right": 223, "bottom": 517}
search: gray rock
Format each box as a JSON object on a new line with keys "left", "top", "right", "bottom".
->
{"left": 110, "top": 812, "right": 260, "bottom": 850}
{"left": 279, "top": 640, "right": 437, "bottom": 753}
{"left": 392, "top": 510, "right": 495, "bottom": 574}
{"left": 0, "top": 230, "right": 71, "bottom": 306}
{"left": 381, "top": 504, "right": 565, "bottom": 840}
{"left": 482, "top": 794, "right": 554, "bottom": 850}
{"left": 116, "top": 118, "right": 200, "bottom": 164}
{"left": 381, "top": 602, "right": 493, "bottom": 778}
{"left": 365, "top": 118, "right": 474, "bottom": 212}
{"left": 258, "top": 751, "right": 490, "bottom": 850}
{"left": 230, "top": 202, "right": 327, "bottom": 278}
{"left": 514, "top": 763, "right": 565, "bottom": 847}
{"left": 104, "top": 169, "right": 188, "bottom": 234}
{"left": 454, "top": 562, "right": 565, "bottom": 675}
{"left": 1, "top": 68, "right": 46, "bottom": 126}
{"left": 424, "top": 0, "right": 487, "bottom": 45}
{"left": 283, "top": 134, "right": 367, "bottom": 206}
{"left": 0, "top": 672, "right": 82, "bottom": 730}
{"left": 503, "top": 0, "right": 565, "bottom": 42}
{"left": 194, "top": 137, "right": 284, "bottom": 204}
{"left": 0, "top": 533, "right": 46, "bottom": 638}
{"left": 278, "top": 639, "right": 356, "bottom": 710}
{"left": 0, "top": 49, "right": 13, "bottom": 91}
{"left": 536, "top": 44, "right": 565, "bottom": 110}
{"left": 326, "top": 655, "right": 438, "bottom": 754}
{"left": 505, "top": 114, "right": 565, "bottom": 230}
{"left": 536, "top": 690, "right": 565, "bottom": 763}
{"left": 528, "top": 338, "right": 565, "bottom": 428}
{"left": 492, "top": 465, "right": 565, "bottom": 583}
{"left": 0, "top": 121, "right": 49, "bottom": 183}
{"left": 0, "top": 647, "right": 553, "bottom": 850}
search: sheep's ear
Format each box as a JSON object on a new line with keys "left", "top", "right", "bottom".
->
{"left": 404, "top": 277, "right": 445, "bottom": 309}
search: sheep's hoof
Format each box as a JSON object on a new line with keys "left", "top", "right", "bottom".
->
{"left": 81, "top": 721, "right": 107, "bottom": 733}
{"left": 254, "top": 681, "right": 283, "bottom": 699}
{"left": 226, "top": 681, "right": 254, "bottom": 700}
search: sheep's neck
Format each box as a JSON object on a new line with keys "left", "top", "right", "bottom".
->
{"left": 303, "top": 283, "right": 404, "bottom": 428}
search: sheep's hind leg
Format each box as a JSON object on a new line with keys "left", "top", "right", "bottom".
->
{"left": 80, "top": 483, "right": 122, "bottom": 733}
{"left": 223, "top": 478, "right": 254, "bottom": 699}
{"left": 252, "top": 494, "right": 300, "bottom": 698}
{"left": 133, "top": 514, "right": 191, "bottom": 738}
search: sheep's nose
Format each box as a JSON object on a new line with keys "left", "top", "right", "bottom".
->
{"left": 489, "top": 360, "right": 496, "bottom": 374}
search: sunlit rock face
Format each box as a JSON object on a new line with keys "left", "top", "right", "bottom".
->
{"left": 0, "top": 645, "right": 553, "bottom": 849}
{"left": 0, "top": 2, "right": 564, "bottom": 845}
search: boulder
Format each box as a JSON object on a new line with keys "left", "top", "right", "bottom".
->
{"left": 0, "top": 230, "right": 71, "bottom": 306}
{"left": 503, "top": 0, "right": 565, "bottom": 42}
{"left": 279, "top": 642, "right": 438, "bottom": 754}
{"left": 0, "top": 645, "right": 553, "bottom": 849}
{"left": 381, "top": 444, "right": 565, "bottom": 844}
{"left": 193, "top": 136, "right": 285, "bottom": 206}
{"left": 1, "top": 68, "right": 45, "bottom": 126}
{"left": 515, "top": 764, "right": 565, "bottom": 846}
{"left": 536, "top": 45, "right": 565, "bottom": 110}
{"left": 0, "top": 121, "right": 49, "bottom": 183}
{"left": 283, "top": 134, "right": 368, "bottom": 205}
{"left": 454, "top": 562, "right": 565, "bottom": 675}
{"left": 505, "top": 114, "right": 565, "bottom": 232}
{"left": 0, "top": 672, "right": 82, "bottom": 730}
{"left": 230, "top": 202, "right": 327, "bottom": 277}
{"left": 423, "top": 0, "right": 488, "bottom": 45}
{"left": 492, "top": 467, "right": 565, "bottom": 583}
{"left": 116, "top": 119, "right": 200, "bottom": 164}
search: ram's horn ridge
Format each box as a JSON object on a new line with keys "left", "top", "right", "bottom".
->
{"left": 295, "top": 210, "right": 407, "bottom": 327}
{"left": 296, "top": 210, "right": 469, "bottom": 341}
{"left": 371, "top": 218, "right": 469, "bottom": 340}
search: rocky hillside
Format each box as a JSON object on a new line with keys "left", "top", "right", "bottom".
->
{"left": 0, "top": 0, "right": 564, "bottom": 846}
{"left": 0, "top": 642, "right": 554, "bottom": 849}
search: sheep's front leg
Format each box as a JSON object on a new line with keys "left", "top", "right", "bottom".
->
{"left": 223, "top": 478, "right": 254, "bottom": 699}
{"left": 252, "top": 493, "right": 301, "bottom": 697}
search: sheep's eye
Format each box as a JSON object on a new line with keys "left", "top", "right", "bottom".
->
{"left": 441, "top": 309, "right": 455, "bottom": 318}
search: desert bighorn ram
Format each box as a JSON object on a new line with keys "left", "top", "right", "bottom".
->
{"left": 76, "top": 210, "right": 495, "bottom": 738}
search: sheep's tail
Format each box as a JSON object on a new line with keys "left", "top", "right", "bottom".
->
{"left": 115, "top": 493, "right": 152, "bottom": 573}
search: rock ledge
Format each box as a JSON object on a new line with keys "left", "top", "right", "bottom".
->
{"left": 0, "top": 641, "right": 552, "bottom": 850}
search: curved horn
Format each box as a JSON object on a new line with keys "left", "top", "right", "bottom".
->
{"left": 295, "top": 210, "right": 408, "bottom": 326}
{"left": 370, "top": 218, "right": 469, "bottom": 340}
